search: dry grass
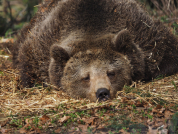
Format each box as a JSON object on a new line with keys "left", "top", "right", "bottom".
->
{"left": 150, "top": 0, "right": 178, "bottom": 17}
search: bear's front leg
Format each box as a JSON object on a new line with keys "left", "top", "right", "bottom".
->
{"left": 19, "top": 62, "right": 37, "bottom": 88}
{"left": 18, "top": 44, "right": 38, "bottom": 88}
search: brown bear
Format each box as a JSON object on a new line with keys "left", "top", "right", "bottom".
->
{"left": 13, "top": 0, "right": 178, "bottom": 102}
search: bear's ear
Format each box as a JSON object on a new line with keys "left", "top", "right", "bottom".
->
{"left": 112, "top": 29, "right": 145, "bottom": 81}
{"left": 50, "top": 45, "right": 70, "bottom": 62}
{"left": 112, "top": 29, "right": 134, "bottom": 53}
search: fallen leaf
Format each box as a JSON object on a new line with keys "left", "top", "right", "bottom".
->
{"left": 40, "top": 115, "right": 50, "bottom": 123}
{"left": 121, "top": 97, "right": 128, "bottom": 103}
{"left": 127, "top": 106, "right": 133, "bottom": 110}
{"left": 156, "top": 104, "right": 162, "bottom": 109}
{"left": 78, "top": 124, "right": 88, "bottom": 132}
{"left": 0, "top": 114, "right": 9, "bottom": 127}
{"left": 0, "top": 118, "right": 9, "bottom": 127}
{"left": 55, "top": 128, "right": 61, "bottom": 133}
{"left": 97, "top": 124, "right": 105, "bottom": 129}
{"left": 19, "top": 128, "right": 27, "bottom": 134}
{"left": 82, "top": 117, "right": 97, "bottom": 125}
{"left": 1, "top": 128, "right": 12, "bottom": 134}
{"left": 80, "top": 106, "right": 88, "bottom": 110}
{"left": 58, "top": 116, "right": 70, "bottom": 123}
{"left": 34, "top": 127, "right": 41, "bottom": 133}
{"left": 164, "top": 110, "right": 174, "bottom": 119}
{"left": 169, "top": 103, "right": 175, "bottom": 107}
{"left": 152, "top": 108, "right": 158, "bottom": 113}
{"left": 135, "top": 100, "right": 144, "bottom": 107}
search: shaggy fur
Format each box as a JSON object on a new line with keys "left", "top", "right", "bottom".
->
{"left": 13, "top": 0, "right": 178, "bottom": 101}
{"left": 12, "top": 0, "right": 59, "bottom": 67}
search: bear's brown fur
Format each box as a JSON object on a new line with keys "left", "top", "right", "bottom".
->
{"left": 12, "top": 0, "right": 58, "bottom": 67}
{"left": 13, "top": 0, "right": 178, "bottom": 101}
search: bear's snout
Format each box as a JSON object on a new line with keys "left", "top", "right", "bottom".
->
{"left": 96, "top": 88, "right": 110, "bottom": 101}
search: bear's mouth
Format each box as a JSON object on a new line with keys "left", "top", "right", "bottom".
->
{"left": 96, "top": 88, "right": 110, "bottom": 101}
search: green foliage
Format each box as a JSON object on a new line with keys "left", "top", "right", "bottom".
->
{"left": 172, "top": 22, "right": 178, "bottom": 35}
{"left": 169, "top": 112, "right": 178, "bottom": 133}
{"left": 155, "top": 75, "right": 164, "bottom": 80}
{"left": 33, "top": 7, "right": 38, "bottom": 14}
{"left": 0, "top": 0, "right": 39, "bottom": 36}
{"left": 172, "top": 80, "right": 177, "bottom": 91}
{"left": 0, "top": 71, "right": 3, "bottom": 75}
{"left": 33, "top": 116, "right": 39, "bottom": 127}
{"left": 107, "top": 115, "right": 131, "bottom": 131}
{"left": 14, "top": 22, "right": 26, "bottom": 30}
{"left": 160, "top": 16, "right": 169, "bottom": 23}
{"left": 172, "top": 22, "right": 178, "bottom": 29}
{"left": 107, "top": 114, "right": 148, "bottom": 133}
{"left": 5, "top": 28, "right": 13, "bottom": 38}
{"left": 147, "top": 114, "right": 153, "bottom": 119}
{"left": 10, "top": 118, "right": 23, "bottom": 128}
{"left": 129, "top": 123, "right": 148, "bottom": 133}
{"left": 98, "top": 108, "right": 107, "bottom": 117}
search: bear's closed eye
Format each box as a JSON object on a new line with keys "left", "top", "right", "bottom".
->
{"left": 82, "top": 74, "right": 90, "bottom": 81}
{"left": 107, "top": 71, "right": 115, "bottom": 78}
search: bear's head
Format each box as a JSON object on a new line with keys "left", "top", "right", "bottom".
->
{"left": 49, "top": 29, "right": 145, "bottom": 102}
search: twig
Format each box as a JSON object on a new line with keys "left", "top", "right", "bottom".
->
{"left": 3, "top": 70, "right": 19, "bottom": 76}
{"left": 141, "top": 20, "right": 151, "bottom": 27}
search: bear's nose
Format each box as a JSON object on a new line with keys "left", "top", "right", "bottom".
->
{"left": 96, "top": 88, "right": 110, "bottom": 101}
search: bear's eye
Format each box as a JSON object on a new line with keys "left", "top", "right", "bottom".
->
{"left": 107, "top": 71, "right": 115, "bottom": 78}
{"left": 82, "top": 74, "right": 90, "bottom": 81}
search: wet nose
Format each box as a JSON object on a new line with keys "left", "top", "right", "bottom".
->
{"left": 96, "top": 88, "right": 110, "bottom": 101}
